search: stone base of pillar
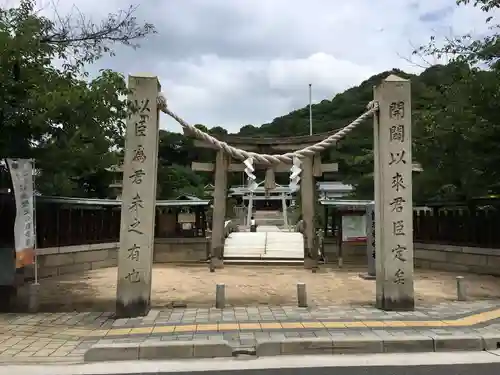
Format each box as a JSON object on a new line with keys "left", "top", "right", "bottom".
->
{"left": 303, "top": 257, "right": 315, "bottom": 269}
{"left": 376, "top": 296, "right": 414, "bottom": 311}
{"left": 359, "top": 273, "right": 376, "bottom": 280}
{"left": 209, "top": 244, "right": 225, "bottom": 270}
{"left": 28, "top": 283, "right": 40, "bottom": 313}
{"left": 211, "top": 257, "right": 224, "bottom": 269}
{"left": 115, "top": 297, "right": 150, "bottom": 319}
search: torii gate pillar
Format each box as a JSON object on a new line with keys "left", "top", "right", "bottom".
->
{"left": 210, "top": 150, "right": 229, "bottom": 271}
{"left": 301, "top": 156, "right": 317, "bottom": 270}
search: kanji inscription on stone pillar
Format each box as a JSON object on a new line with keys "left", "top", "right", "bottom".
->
{"left": 373, "top": 75, "right": 414, "bottom": 311}
{"left": 116, "top": 74, "right": 160, "bottom": 318}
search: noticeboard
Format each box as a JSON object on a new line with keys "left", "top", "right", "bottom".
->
{"left": 341, "top": 214, "right": 367, "bottom": 242}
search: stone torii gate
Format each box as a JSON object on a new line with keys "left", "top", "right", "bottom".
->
{"left": 191, "top": 133, "right": 339, "bottom": 271}
{"left": 115, "top": 73, "right": 415, "bottom": 318}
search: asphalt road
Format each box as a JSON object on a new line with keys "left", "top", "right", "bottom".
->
{"left": 7, "top": 352, "right": 500, "bottom": 375}
{"left": 154, "top": 363, "right": 500, "bottom": 375}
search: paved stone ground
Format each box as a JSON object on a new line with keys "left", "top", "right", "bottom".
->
{"left": 2, "top": 300, "right": 500, "bottom": 364}
{"left": 15, "top": 265, "right": 500, "bottom": 311}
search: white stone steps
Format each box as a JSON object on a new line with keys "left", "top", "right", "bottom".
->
{"left": 223, "top": 230, "right": 304, "bottom": 263}
{"left": 223, "top": 259, "right": 304, "bottom": 265}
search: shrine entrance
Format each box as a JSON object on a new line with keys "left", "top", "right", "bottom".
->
{"left": 115, "top": 73, "right": 416, "bottom": 318}
{"left": 190, "top": 131, "right": 340, "bottom": 269}
{"left": 229, "top": 181, "right": 294, "bottom": 227}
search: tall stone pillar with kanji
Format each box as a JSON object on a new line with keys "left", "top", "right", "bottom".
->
{"left": 116, "top": 74, "right": 160, "bottom": 318}
{"left": 373, "top": 75, "right": 414, "bottom": 311}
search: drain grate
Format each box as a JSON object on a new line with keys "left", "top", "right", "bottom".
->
{"left": 232, "top": 347, "right": 257, "bottom": 356}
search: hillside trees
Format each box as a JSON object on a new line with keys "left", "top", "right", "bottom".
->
{"left": 410, "top": 0, "right": 500, "bottom": 201}
{"left": 231, "top": 63, "right": 500, "bottom": 202}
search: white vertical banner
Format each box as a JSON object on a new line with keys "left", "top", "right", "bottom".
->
{"left": 6, "top": 158, "right": 35, "bottom": 268}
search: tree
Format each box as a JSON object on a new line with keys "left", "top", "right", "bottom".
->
{"left": 413, "top": 1, "right": 500, "bottom": 200}
{"left": 32, "top": 0, "right": 154, "bottom": 69}
{"left": 417, "top": 0, "right": 500, "bottom": 68}
{"left": 412, "top": 63, "right": 490, "bottom": 201}
{"left": 158, "top": 130, "right": 195, "bottom": 166}
{"left": 157, "top": 164, "right": 206, "bottom": 199}
{"left": 239, "top": 124, "right": 259, "bottom": 135}
{"left": 0, "top": 0, "right": 155, "bottom": 197}
{"left": 208, "top": 126, "right": 228, "bottom": 137}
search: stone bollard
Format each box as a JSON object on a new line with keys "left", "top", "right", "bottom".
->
{"left": 456, "top": 276, "right": 466, "bottom": 301}
{"left": 297, "top": 282, "right": 307, "bottom": 308}
{"left": 216, "top": 283, "right": 225, "bottom": 309}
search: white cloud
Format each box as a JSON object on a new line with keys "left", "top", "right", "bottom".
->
{"left": 5, "top": 0, "right": 499, "bottom": 132}
{"left": 156, "top": 53, "right": 377, "bottom": 131}
{"left": 267, "top": 53, "right": 376, "bottom": 92}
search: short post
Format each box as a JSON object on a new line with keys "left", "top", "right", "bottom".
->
{"left": 456, "top": 276, "right": 466, "bottom": 301}
{"left": 360, "top": 203, "right": 376, "bottom": 280}
{"left": 337, "top": 236, "right": 343, "bottom": 268}
{"left": 297, "top": 282, "right": 307, "bottom": 307}
{"left": 337, "top": 215, "right": 343, "bottom": 268}
{"left": 246, "top": 193, "right": 254, "bottom": 228}
{"left": 312, "top": 232, "right": 319, "bottom": 273}
{"left": 216, "top": 283, "right": 225, "bottom": 309}
{"left": 281, "top": 193, "right": 289, "bottom": 229}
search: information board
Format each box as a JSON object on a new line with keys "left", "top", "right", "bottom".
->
{"left": 341, "top": 215, "right": 367, "bottom": 242}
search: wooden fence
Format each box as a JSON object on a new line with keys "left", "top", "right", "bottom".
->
{"left": 2, "top": 193, "right": 500, "bottom": 249}
{"left": 36, "top": 204, "right": 121, "bottom": 248}
{"left": 0, "top": 195, "right": 209, "bottom": 249}
{"left": 0, "top": 197, "right": 123, "bottom": 248}
{"left": 413, "top": 210, "right": 500, "bottom": 248}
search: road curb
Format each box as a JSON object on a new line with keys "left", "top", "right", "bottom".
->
{"left": 84, "top": 334, "right": 500, "bottom": 362}
{"left": 255, "top": 334, "right": 500, "bottom": 356}
{"left": 84, "top": 340, "right": 233, "bottom": 362}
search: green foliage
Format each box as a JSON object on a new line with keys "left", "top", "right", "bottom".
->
{"left": 157, "top": 164, "right": 206, "bottom": 199}
{"left": 417, "top": 0, "right": 500, "bottom": 68}
{"left": 3, "top": 0, "right": 498, "bottom": 206}
{"left": 0, "top": 0, "right": 154, "bottom": 197}
{"left": 239, "top": 63, "right": 500, "bottom": 203}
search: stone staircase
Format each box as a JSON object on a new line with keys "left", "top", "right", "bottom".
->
{"left": 253, "top": 210, "right": 287, "bottom": 228}
{"left": 223, "top": 226, "right": 304, "bottom": 264}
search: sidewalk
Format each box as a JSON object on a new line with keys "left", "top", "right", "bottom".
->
{"left": 1, "top": 300, "right": 500, "bottom": 363}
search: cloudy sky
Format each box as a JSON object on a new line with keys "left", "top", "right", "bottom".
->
{"left": 9, "top": 0, "right": 498, "bottom": 133}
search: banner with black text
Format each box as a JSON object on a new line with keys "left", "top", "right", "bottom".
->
{"left": 6, "top": 158, "right": 35, "bottom": 268}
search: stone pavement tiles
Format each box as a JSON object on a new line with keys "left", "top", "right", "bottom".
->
{"left": 2, "top": 300, "right": 500, "bottom": 363}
